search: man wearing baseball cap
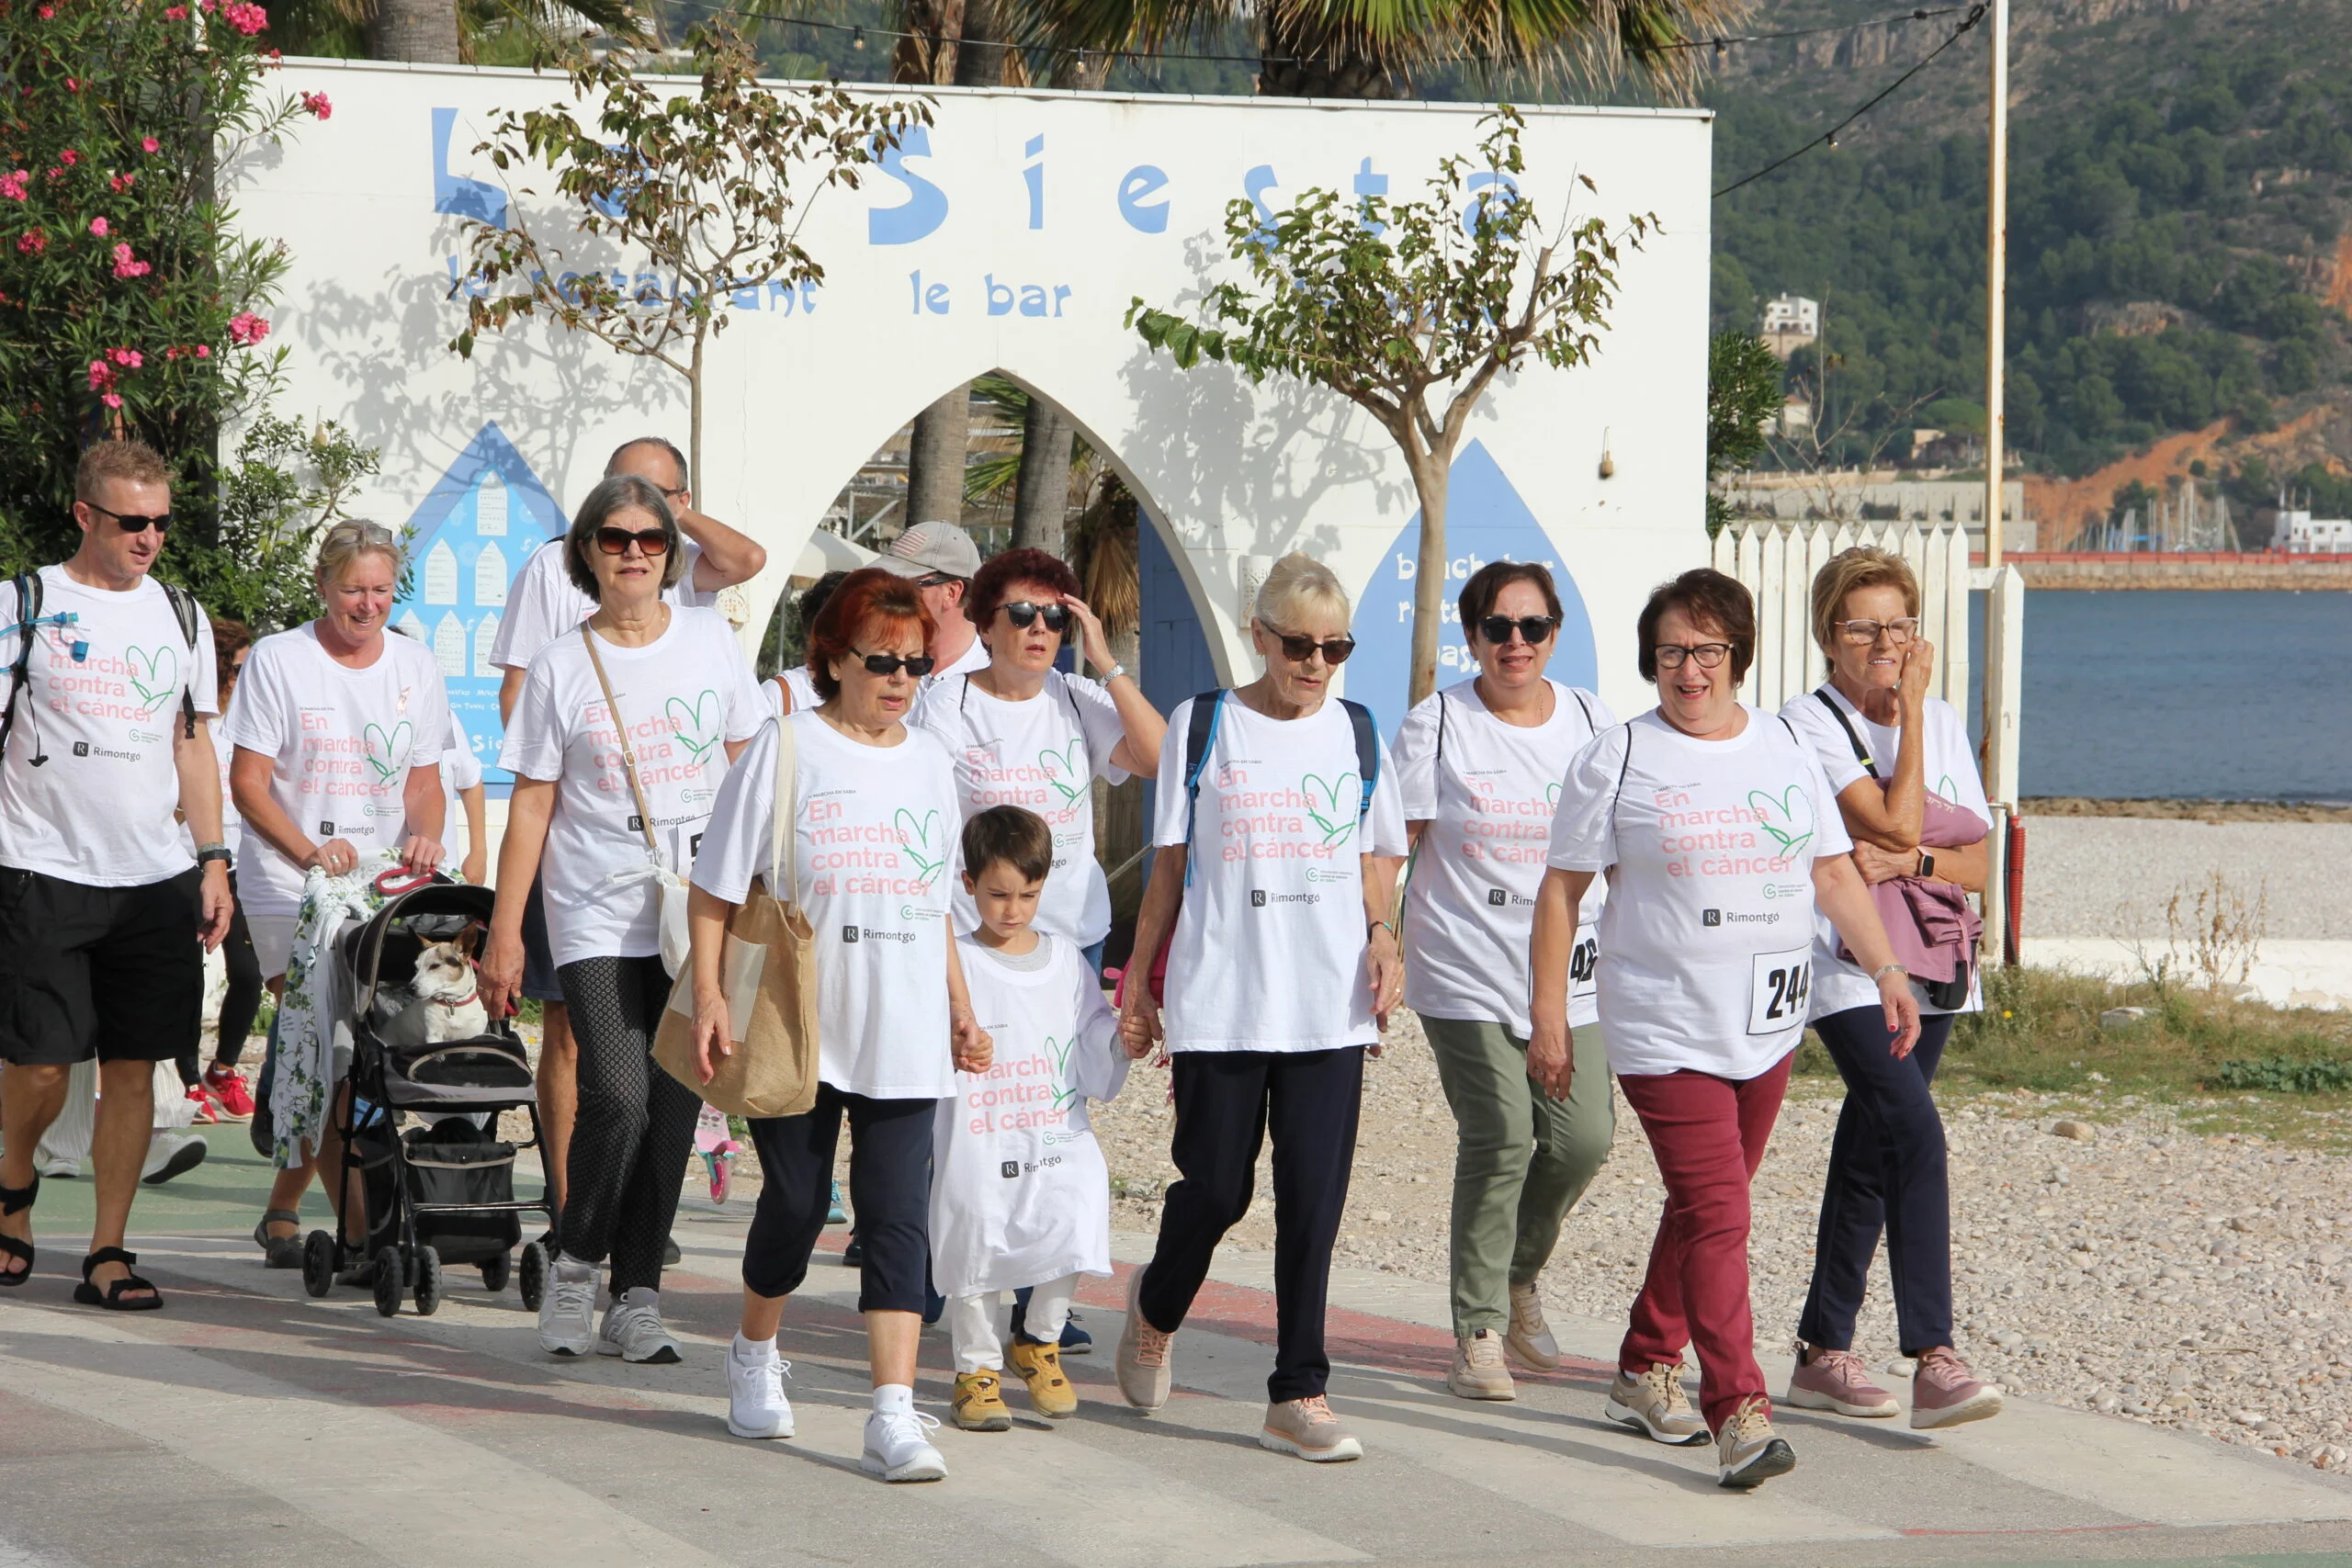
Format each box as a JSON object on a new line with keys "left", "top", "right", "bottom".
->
{"left": 873, "top": 520, "right": 989, "bottom": 684}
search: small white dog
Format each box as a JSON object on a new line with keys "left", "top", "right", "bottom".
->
{"left": 377, "top": 926, "right": 490, "bottom": 1048}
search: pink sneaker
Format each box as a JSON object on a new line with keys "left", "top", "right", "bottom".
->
{"left": 1783, "top": 1344, "right": 1898, "bottom": 1417}
{"left": 1910, "top": 1346, "right": 2003, "bottom": 1429}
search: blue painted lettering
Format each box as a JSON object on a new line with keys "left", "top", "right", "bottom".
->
{"left": 1023, "top": 133, "right": 1045, "bottom": 230}
{"left": 1117, "top": 165, "right": 1170, "bottom": 233}
{"left": 869, "top": 126, "right": 949, "bottom": 245}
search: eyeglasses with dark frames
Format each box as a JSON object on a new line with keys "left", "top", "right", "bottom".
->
{"left": 85, "top": 502, "right": 173, "bottom": 535}
{"left": 997, "top": 601, "right": 1071, "bottom": 632}
{"left": 1263, "top": 626, "right": 1356, "bottom": 666}
{"left": 1652, "top": 642, "right": 1733, "bottom": 671}
{"left": 1476, "top": 614, "right": 1558, "bottom": 646}
{"left": 594, "top": 526, "right": 673, "bottom": 557}
{"left": 853, "top": 649, "right": 936, "bottom": 678}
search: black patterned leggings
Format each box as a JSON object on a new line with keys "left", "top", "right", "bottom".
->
{"left": 555, "top": 955, "right": 700, "bottom": 1293}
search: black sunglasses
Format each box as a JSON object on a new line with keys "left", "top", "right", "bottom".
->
{"left": 594, "top": 525, "right": 673, "bottom": 557}
{"left": 1477, "top": 615, "right": 1559, "bottom": 646}
{"left": 1268, "top": 628, "right": 1356, "bottom": 666}
{"left": 854, "top": 649, "right": 936, "bottom": 678}
{"left": 88, "top": 502, "right": 172, "bottom": 535}
{"left": 998, "top": 601, "right": 1070, "bottom": 632}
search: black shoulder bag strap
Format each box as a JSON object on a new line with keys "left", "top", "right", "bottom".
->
{"left": 161, "top": 581, "right": 199, "bottom": 739}
{"left": 0, "top": 571, "right": 40, "bottom": 764}
{"left": 1813, "top": 686, "right": 1877, "bottom": 779}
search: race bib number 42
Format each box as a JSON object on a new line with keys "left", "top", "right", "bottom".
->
{"left": 1747, "top": 948, "right": 1812, "bottom": 1035}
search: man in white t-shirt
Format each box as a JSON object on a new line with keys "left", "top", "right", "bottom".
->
{"left": 0, "top": 440, "right": 234, "bottom": 1310}
{"left": 487, "top": 434, "right": 763, "bottom": 1242}
{"left": 871, "top": 520, "right": 989, "bottom": 685}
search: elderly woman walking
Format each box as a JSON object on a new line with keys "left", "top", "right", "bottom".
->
{"left": 1532, "top": 568, "right": 1918, "bottom": 1490}
{"left": 688, "top": 567, "right": 991, "bottom": 1483}
{"left": 1390, "top": 561, "right": 1615, "bottom": 1403}
{"left": 481, "top": 475, "right": 763, "bottom": 1364}
{"left": 1115, "top": 553, "right": 1407, "bottom": 1464}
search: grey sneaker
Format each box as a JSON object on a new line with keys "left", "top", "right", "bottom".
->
{"left": 1260, "top": 1395, "right": 1363, "bottom": 1462}
{"left": 1716, "top": 1395, "right": 1797, "bottom": 1489}
{"left": 1504, "top": 1280, "right": 1561, "bottom": 1371}
{"left": 1784, "top": 1343, "right": 1899, "bottom": 1417}
{"left": 1604, "top": 1361, "right": 1709, "bottom": 1446}
{"left": 1115, "top": 1267, "right": 1173, "bottom": 1412}
{"left": 1447, "top": 1330, "right": 1516, "bottom": 1401}
{"left": 598, "top": 1286, "right": 681, "bottom": 1364}
{"left": 1910, "top": 1346, "right": 2003, "bottom": 1429}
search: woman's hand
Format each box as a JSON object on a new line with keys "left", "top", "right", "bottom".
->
{"left": 1061, "top": 593, "right": 1115, "bottom": 676}
{"left": 1850, "top": 841, "right": 1915, "bottom": 885}
{"left": 691, "top": 976, "right": 732, "bottom": 1084}
{"left": 1878, "top": 968, "right": 1924, "bottom": 1059}
{"left": 1367, "top": 924, "right": 1403, "bottom": 1032}
{"left": 1897, "top": 636, "right": 1937, "bottom": 709}
{"left": 1119, "top": 982, "right": 1163, "bottom": 1061}
{"left": 1527, "top": 1016, "right": 1576, "bottom": 1101}
{"left": 952, "top": 1012, "right": 993, "bottom": 1074}
{"left": 302, "top": 837, "right": 361, "bottom": 878}
{"left": 461, "top": 846, "right": 488, "bottom": 886}
{"left": 480, "top": 925, "right": 526, "bottom": 1019}
{"left": 398, "top": 834, "right": 445, "bottom": 875}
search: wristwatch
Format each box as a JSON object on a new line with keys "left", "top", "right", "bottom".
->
{"left": 1917, "top": 850, "right": 1936, "bottom": 880}
{"left": 1102, "top": 662, "right": 1129, "bottom": 682}
{"left": 196, "top": 842, "right": 233, "bottom": 870}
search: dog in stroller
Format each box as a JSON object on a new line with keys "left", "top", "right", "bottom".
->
{"left": 300, "top": 881, "right": 555, "bottom": 1318}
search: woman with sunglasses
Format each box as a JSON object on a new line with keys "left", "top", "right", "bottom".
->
{"left": 686, "top": 567, "right": 991, "bottom": 1483}
{"left": 1777, "top": 548, "right": 2000, "bottom": 1431}
{"left": 482, "top": 475, "right": 763, "bottom": 1365}
{"left": 1115, "top": 553, "right": 1407, "bottom": 1464}
{"left": 1531, "top": 568, "right": 1917, "bottom": 1490}
{"left": 1389, "top": 561, "right": 1616, "bottom": 1404}
{"left": 911, "top": 547, "right": 1166, "bottom": 973}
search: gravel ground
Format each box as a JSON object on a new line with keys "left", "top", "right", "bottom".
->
{"left": 1092, "top": 1008, "right": 2352, "bottom": 1476}
{"left": 2022, "top": 817, "right": 2352, "bottom": 939}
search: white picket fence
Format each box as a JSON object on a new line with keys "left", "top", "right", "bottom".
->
{"left": 1708, "top": 518, "right": 1974, "bottom": 713}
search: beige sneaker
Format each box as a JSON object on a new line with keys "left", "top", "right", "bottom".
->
{"left": 1009, "top": 1336, "right": 1079, "bottom": 1418}
{"left": 1604, "top": 1360, "right": 1709, "bottom": 1446}
{"left": 1115, "top": 1268, "right": 1173, "bottom": 1413}
{"left": 1447, "top": 1329, "right": 1517, "bottom": 1401}
{"left": 1715, "top": 1394, "right": 1797, "bottom": 1489}
{"left": 1260, "top": 1394, "right": 1363, "bottom": 1462}
{"left": 951, "top": 1370, "right": 1012, "bottom": 1432}
{"left": 1504, "top": 1280, "right": 1561, "bottom": 1371}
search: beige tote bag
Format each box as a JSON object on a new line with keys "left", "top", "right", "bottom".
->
{"left": 652, "top": 716, "right": 820, "bottom": 1119}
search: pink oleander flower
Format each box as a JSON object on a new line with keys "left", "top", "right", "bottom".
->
{"left": 141, "top": 136, "right": 161, "bottom": 153}
{"left": 227, "top": 310, "right": 269, "bottom": 346}
{"left": 16, "top": 230, "right": 45, "bottom": 254}
{"left": 102, "top": 392, "right": 123, "bottom": 410}
{"left": 111, "top": 244, "right": 152, "bottom": 279}
{"left": 88, "top": 216, "right": 109, "bottom": 237}
{"left": 164, "top": 3, "right": 187, "bottom": 14}
{"left": 108, "top": 347, "right": 143, "bottom": 367}
{"left": 39, "top": 5, "right": 53, "bottom": 15}
{"left": 109, "top": 172, "right": 135, "bottom": 193}
{"left": 88, "top": 360, "right": 116, "bottom": 390}
{"left": 0, "top": 171, "right": 27, "bottom": 201}
{"left": 195, "top": 344, "right": 209, "bottom": 358}
{"left": 64, "top": 78, "right": 80, "bottom": 92}
{"left": 221, "top": 1, "right": 266, "bottom": 33}
{"left": 300, "top": 91, "right": 331, "bottom": 119}
{"left": 60, "top": 148, "right": 79, "bottom": 165}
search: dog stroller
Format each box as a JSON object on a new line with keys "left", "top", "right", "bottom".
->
{"left": 298, "top": 880, "right": 554, "bottom": 1318}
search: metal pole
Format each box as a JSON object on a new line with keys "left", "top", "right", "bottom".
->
{"left": 1979, "top": 0, "right": 2017, "bottom": 968}
{"left": 1983, "top": 0, "right": 2008, "bottom": 570}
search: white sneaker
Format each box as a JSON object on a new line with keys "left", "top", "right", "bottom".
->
{"left": 140, "top": 1131, "right": 207, "bottom": 1186}
{"left": 39, "top": 1155, "right": 79, "bottom": 1179}
{"left": 861, "top": 1409, "right": 948, "bottom": 1483}
{"left": 726, "top": 1336, "right": 794, "bottom": 1438}
{"left": 537, "top": 1257, "right": 598, "bottom": 1358}
{"left": 598, "top": 1286, "right": 682, "bottom": 1364}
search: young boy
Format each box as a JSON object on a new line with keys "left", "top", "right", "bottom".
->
{"left": 934, "top": 806, "right": 1127, "bottom": 1430}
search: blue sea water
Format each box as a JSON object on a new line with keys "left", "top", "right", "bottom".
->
{"left": 1978, "top": 590, "right": 2352, "bottom": 802}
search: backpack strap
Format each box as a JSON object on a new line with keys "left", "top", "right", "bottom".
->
{"left": 160, "top": 581, "right": 199, "bottom": 739}
{"left": 1570, "top": 688, "right": 1596, "bottom": 732}
{"left": 1180, "top": 689, "right": 1227, "bottom": 886}
{"left": 1433, "top": 689, "right": 1449, "bottom": 769}
{"left": 1610, "top": 720, "right": 1635, "bottom": 821}
{"left": 0, "top": 571, "right": 39, "bottom": 765}
{"left": 1338, "top": 697, "right": 1377, "bottom": 828}
{"left": 1814, "top": 686, "right": 1876, "bottom": 778}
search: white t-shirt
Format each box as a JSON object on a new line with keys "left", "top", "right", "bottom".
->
{"left": 1393, "top": 679, "right": 1614, "bottom": 1035}
{"left": 911, "top": 670, "right": 1131, "bottom": 946}
{"left": 920, "top": 636, "right": 990, "bottom": 692}
{"left": 222, "top": 624, "right": 449, "bottom": 919}
{"left": 1148, "top": 694, "right": 1408, "bottom": 1054}
{"left": 499, "top": 608, "right": 762, "bottom": 969}
{"left": 1546, "top": 706, "right": 1852, "bottom": 1080}
{"left": 180, "top": 714, "right": 242, "bottom": 863}
{"left": 1782, "top": 685, "right": 1991, "bottom": 1019}
{"left": 930, "top": 933, "right": 1126, "bottom": 1298}
{"left": 439, "top": 705, "right": 483, "bottom": 872}
{"left": 763, "top": 666, "right": 821, "bottom": 720}
{"left": 485, "top": 536, "right": 710, "bottom": 672}
{"left": 0, "top": 567, "right": 219, "bottom": 886}
{"left": 691, "top": 711, "right": 964, "bottom": 1100}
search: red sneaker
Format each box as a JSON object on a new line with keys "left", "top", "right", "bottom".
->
{"left": 204, "top": 1064, "right": 256, "bottom": 1120}
{"left": 185, "top": 1085, "right": 222, "bottom": 1125}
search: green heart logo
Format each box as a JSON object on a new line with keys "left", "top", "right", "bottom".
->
{"left": 364, "top": 720, "right": 414, "bottom": 784}
{"left": 1046, "top": 1035, "right": 1079, "bottom": 1111}
{"left": 1545, "top": 782, "right": 1562, "bottom": 810}
{"left": 667, "top": 690, "right": 722, "bottom": 765}
{"left": 1747, "top": 784, "right": 1816, "bottom": 859}
{"left": 894, "top": 807, "right": 944, "bottom": 885}
{"left": 1302, "top": 772, "right": 1363, "bottom": 848}
{"left": 124, "top": 644, "right": 176, "bottom": 716}
{"left": 1038, "top": 740, "right": 1087, "bottom": 803}
{"left": 1936, "top": 773, "right": 1961, "bottom": 804}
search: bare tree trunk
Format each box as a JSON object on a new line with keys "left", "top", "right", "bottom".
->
{"left": 368, "top": 0, "right": 461, "bottom": 63}
{"left": 1012, "top": 396, "right": 1077, "bottom": 556}
{"left": 904, "top": 387, "right": 970, "bottom": 528}
{"left": 893, "top": 0, "right": 963, "bottom": 84}
{"left": 1408, "top": 447, "right": 1449, "bottom": 705}
{"left": 687, "top": 328, "right": 706, "bottom": 514}
{"left": 953, "top": 0, "right": 1011, "bottom": 85}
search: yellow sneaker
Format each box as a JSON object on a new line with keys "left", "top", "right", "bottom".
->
{"left": 952, "top": 1370, "right": 1012, "bottom": 1432}
{"left": 1009, "top": 1337, "right": 1079, "bottom": 1418}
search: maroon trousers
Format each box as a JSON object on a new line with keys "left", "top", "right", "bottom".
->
{"left": 1616, "top": 1053, "right": 1795, "bottom": 1432}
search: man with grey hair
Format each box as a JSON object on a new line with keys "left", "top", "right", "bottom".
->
{"left": 487, "top": 434, "right": 764, "bottom": 1250}
{"left": 872, "top": 519, "right": 987, "bottom": 685}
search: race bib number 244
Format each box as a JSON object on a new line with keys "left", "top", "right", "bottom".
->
{"left": 1747, "top": 948, "right": 1811, "bottom": 1035}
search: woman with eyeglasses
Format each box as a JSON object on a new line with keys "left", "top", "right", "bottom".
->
{"left": 911, "top": 547, "right": 1166, "bottom": 974}
{"left": 686, "top": 567, "right": 991, "bottom": 1483}
{"left": 1531, "top": 568, "right": 1918, "bottom": 1490}
{"left": 1388, "top": 561, "right": 1616, "bottom": 1404}
{"left": 1776, "top": 547, "right": 2001, "bottom": 1431}
{"left": 481, "top": 475, "right": 763, "bottom": 1366}
{"left": 1114, "top": 553, "right": 1407, "bottom": 1464}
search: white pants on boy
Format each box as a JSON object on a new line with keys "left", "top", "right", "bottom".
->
{"left": 948, "top": 1274, "right": 1080, "bottom": 1373}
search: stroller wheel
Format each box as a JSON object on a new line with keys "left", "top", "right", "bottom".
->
{"left": 518, "top": 1241, "right": 548, "bottom": 1313}
{"left": 301, "top": 1230, "right": 337, "bottom": 1299}
{"left": 372, "top": 1247, "right": 403, "bottom": 1318}
{"left": 413, "top": 1246, "right": 443, "bottom": 1317}
{"left": 481, "top": 1249, "right": 511, "bottom": 1292}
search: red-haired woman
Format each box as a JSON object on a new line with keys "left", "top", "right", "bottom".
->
{"left": 688, "top": 567, "right": 993, "bottom": 1483}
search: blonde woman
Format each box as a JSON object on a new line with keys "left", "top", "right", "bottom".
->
{"left": 1115, "top": 553, "right": 1407, "bottom": 1463}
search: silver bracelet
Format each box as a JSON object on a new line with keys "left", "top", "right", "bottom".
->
{"left": 1102, "top": 662, "right": 1128, "bottom": 682}
{"left": 1872, "top": 962, "right": 1909, "bottom": 983}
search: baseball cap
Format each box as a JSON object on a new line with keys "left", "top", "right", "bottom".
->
{"left": 875, "top": 519, "right": 983, "bottom": 581}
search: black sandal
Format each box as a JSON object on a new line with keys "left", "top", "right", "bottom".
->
{"left": 74, "top": 1247, "right": 163, "bottom": 1312}
{"left": 253, "top": 1209, "right": 304, "bottom": 1269}
{"left": 0, "top": 1173, "right": 34, "bottom": 1287}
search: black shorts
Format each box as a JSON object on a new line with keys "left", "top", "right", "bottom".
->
{"left": 0, "top": 865, "right": 204, "bottom": 1066}
{"left": 520, "top": 875, "right": 565, "bottom": 1003}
